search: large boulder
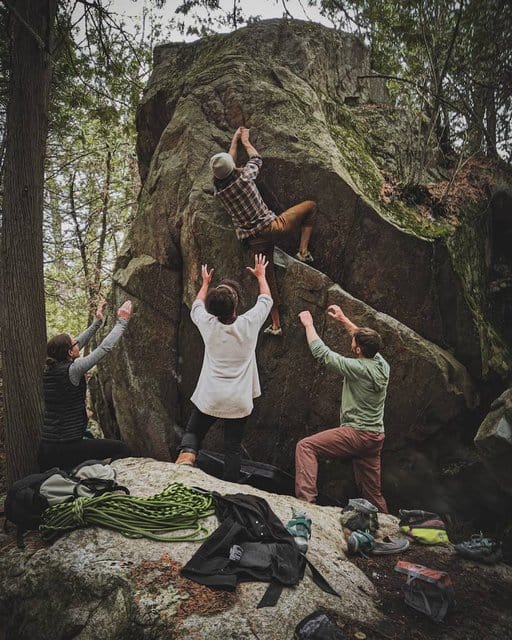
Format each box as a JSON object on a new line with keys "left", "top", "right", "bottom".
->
{"left": 0, "top": 459, "right": 388, "bottom": 640}
{"left": 94, "top": 19, "right": 509, "bottom": 518}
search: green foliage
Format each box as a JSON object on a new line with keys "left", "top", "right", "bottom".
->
{"left": 173, "top": 0, "right": 249, "bottom": 35}
{"left": 313, "top": 0, "right": 512, "bottom": 166}
{"left": 44, "top": 4, "right": 173, "bottom": 336}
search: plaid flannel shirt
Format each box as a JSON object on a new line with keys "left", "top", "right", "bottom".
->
{"left": 214, "top": 156, "right": 276, "bottom": 240}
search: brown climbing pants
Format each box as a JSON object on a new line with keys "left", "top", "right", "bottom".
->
{"left": 248, "top": 200, "right": 316, "bottom": 307}
{"left": 295, "top": 425, "right": 388, "bottom": 513}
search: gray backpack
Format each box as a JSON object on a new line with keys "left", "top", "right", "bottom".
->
{"left": 2, "top": 460, "right": 128, "bottom": 547}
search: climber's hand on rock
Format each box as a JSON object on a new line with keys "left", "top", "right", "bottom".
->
{"left": 201, "top": 264, "right": 214, "bottom": 285}
{"left": 299, "top": 310, "right": 314, "bottom": 328}
{"left": 96, "top": 299, "right": 107, "bottom": 320}
{"left": 117, "top": 300, "right": 132, "bottom": 321}
{"left": 241, "top": 127, "right": 250, "bottom": 144}
{"left": 327, "top": 304, "right": 347, "bottom": 322}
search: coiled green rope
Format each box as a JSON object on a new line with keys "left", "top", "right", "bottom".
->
{"left": 39, "top": 483, "right": 215, "bottom": 542}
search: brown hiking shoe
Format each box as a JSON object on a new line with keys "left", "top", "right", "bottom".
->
{"left": 176, "top": 451, "right": 196, "bottom": 466}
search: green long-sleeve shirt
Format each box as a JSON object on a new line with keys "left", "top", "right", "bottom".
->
{"left": 310, "top": 338, "right": 390, "bottom": 433}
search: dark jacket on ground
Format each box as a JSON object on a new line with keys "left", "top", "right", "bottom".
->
{"left": 181, "top": 492, "right": 339, "bottom": 607}
{"left": 181, "top": 492, "right": 305, "bottom": 590}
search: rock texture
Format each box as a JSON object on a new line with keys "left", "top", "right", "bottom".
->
{"left": 474, "top": 388, "right": 512, "bottom": 495}
{"left": 0, "top": 458, "right": 394, "bottom": 640}
{"left": 94, "top": 20, "right": 510, "bottom": 519}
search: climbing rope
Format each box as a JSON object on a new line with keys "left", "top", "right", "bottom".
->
{"left": 39, "top": 483, "right": 215, "bottom": 542}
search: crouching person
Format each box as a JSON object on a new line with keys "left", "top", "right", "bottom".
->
{"left": 176, "top": 254, "right": 272, "bottom": 482}
{"left": 295, "top": 305, "right": 389, "bottom": 512}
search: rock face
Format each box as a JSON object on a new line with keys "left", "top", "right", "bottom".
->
{"left": 94, "top": 20, "right": 511, "bottom": 519}
{"left": 474, "top": 388, "right": 512, "bottom": 495}
{"left": 0, "top": 458, "right": 392, "bottom": 640}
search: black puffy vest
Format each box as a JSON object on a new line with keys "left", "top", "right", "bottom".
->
{"left": 42, "top": 361, "right": 87, "bottom": 442}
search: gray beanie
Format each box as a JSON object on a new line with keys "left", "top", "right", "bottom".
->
{"left": 210, "top": 152, "right": 235, "bottom": 179}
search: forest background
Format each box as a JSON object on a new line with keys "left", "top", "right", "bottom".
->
{"left": 0, "top": 0, "right": 511, "bottom": 486}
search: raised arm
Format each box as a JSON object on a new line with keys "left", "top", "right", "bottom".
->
{"left": 68, "top": 301, "right": 132, "bottom": 385}
{"left": 75, "top": 300, "right": 107, "bottom": 348}
{"left": 240, "top": 127, "right": 260, "bottom": 158}
{"left": 196, "top": 265, "right": 214, "bottom": 303}
{"left": 298, "top": 310, "right": 321, "bottom": 345}
{"left": 299, "top": 309, "right": 362, "bottom": 378}
{"left": 327, "top": 304, "right": 359, "bottom": 335}
{"left": 228, "top": 127, "right": 242, "bottom": 163}
{"left": 246, "top": 253, "right": 271, "bottom": 297}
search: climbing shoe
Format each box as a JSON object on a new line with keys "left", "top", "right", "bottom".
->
{"left": 175, "top": 451, "right": 197, "bottom": 466}
{"left": 295, "top": 250, "right": 314, "bottom": 264}
{"left": 372, "top": 536, "right": 410, "bottom": 555}
{"left": 454, "top": 533, "right": 502, "bottom": 564}
{"left": 347, "top": 530, "right": 375, "bottom": 557}
{"left": 286, "top": 509, "right": 312, "bottom": 553}
{"left": 263, "top": 325, "right": 283, "bottom": 336}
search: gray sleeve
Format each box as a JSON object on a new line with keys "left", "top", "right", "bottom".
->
{"left": 75, "top": 319, "right": 102, "bottom": 348}
{"left": 69, "top": 319, "right": 128, "bottom": 386}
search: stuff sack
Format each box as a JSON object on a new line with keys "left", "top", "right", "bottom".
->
{"left": 2, "top": 460, "right": 128, "bottom": 547}
{"left": 399, "top": 509, "right": 450, "bottom": 545}
{"left": 294, "top": 610, "right": 347, "bottom": 639}
{"left": 394, "top": 560, "right": 455, "bottom": 622}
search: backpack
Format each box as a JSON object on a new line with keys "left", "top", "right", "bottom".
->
{"left": 394, "top": 560, "right": 456, "bottom": 622}
{"left": 340, "top": 497, "right": 379, "bottom": 534}
{"left": 398, "top": 509, "right": 450, "bottom": 545}
{"left": 2, "top": 460, "right": 128, "bottom": 548}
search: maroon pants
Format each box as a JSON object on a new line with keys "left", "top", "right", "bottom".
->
{"left": 295, "top": 425, "right": 388, "bottom": 513}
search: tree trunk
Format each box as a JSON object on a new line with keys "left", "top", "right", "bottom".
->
{"left": 468, "top": 84, "right": 486, "bottom": 154}
{"left": 484, "top": 86, "right": 498, "bottom": 159}
{"left": 0, "top": 0, "right": 56, "bottom": 485}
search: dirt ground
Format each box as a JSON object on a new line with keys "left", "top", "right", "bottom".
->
{"left": 323, "top": 545, "right": 512, "bottom": 640}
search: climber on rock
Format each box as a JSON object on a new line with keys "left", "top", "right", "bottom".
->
{"left": 295, "top": 305, "right": 390, "bottom": 513}
{"left": 209, "top": 126, "right": 316, "bottom": 336}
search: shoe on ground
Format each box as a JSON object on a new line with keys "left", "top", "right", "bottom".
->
{"left": 371, "top": 535, "right": 410, "bottom": 555}
{"left": 455, "top": 533, "right": 502, "bottom": 564}
{"left": 295, "top": 250, "right": 314, "bottom": 263}
{"left": 175, "top": 451, "right": 197, "bottom": 466}
{"left": 347, "top": 529, "right": 375, "bottom": 556}
{"left": 263, "top": 325, "right": 283, "bottom": 336}
{"left": 286, "top": 510, "right": 312, "bottom": 553}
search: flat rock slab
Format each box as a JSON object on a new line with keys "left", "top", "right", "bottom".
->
{"left": 1, "top": 458, "right": 394, "bottom": 640}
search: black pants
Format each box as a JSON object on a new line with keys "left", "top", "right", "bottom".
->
{"left": 180, "top": 407, "right": 248, "bottom": 483}
{"left": 38, "top": 438, "right": 132, "bottom": 472}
